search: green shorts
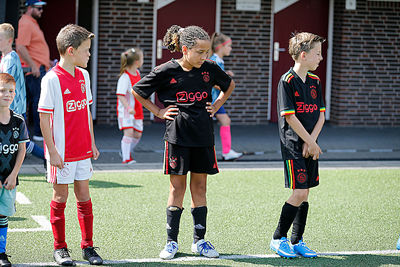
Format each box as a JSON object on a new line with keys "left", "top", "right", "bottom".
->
{"left": 0, "top": 187, "right": 16, "bottom": 216}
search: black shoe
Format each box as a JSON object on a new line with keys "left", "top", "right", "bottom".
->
{"left": 53, "top": 248, "right": 75, "bottom": 266}
{"left": 82, "top": 247, "right": 103, "bottom": 265}
{"left": 0, "top": 253, "right": 11, "bottom": 267}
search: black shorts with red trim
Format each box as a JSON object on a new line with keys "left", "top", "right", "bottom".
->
{"left": 283, "top": 158, "right": 319, "bottom": 189}
{"left": 163, "top": 141, "right": 219, "bottom": 175}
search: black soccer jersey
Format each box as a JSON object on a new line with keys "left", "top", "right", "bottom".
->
{"left": 0, "top": 110, "right": 29, "bottom": 184}
{"left": 277, "top": 68, "right": 326, "bottom": 160}
{"left": 133, "top": 59, "right": 232, "bottom": 147}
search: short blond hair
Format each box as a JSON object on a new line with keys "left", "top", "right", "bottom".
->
{"left": 0, "top": 23, "right": 14, "bottom": 40}
{"left": 288, "top": 32, "right": 325, "bottom": 60}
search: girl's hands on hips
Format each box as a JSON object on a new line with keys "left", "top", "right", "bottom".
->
{"left": 158, "top": 105, "right": 179, "bottom": 120}
{"left": 206, "top": 102, "right": 218, "bottom": 117}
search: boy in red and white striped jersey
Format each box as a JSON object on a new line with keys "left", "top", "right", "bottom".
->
{"left": 38, "top": 24, "right": 102, "bottom": 266}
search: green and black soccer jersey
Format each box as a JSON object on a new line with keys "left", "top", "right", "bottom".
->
{"left": 0, "top": 110, "right": 29, "bottom": 185}
{"left": 277, "top": 68, "right": 326, "bottom": 160}
{"left": 133, "top": 59, "right": 232, "bottom": 147}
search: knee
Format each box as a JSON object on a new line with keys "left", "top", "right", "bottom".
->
{"left": 53, "top": 192, "right": 68, "bottom": 203}
{"left": 170, "top": 183, "right": 186, "bottom": 197}
{"left": 293, "top": 189, "right": 309, "bottom": 202}
{"left": 191, "top": 182, "right": 207, "bottom": 196}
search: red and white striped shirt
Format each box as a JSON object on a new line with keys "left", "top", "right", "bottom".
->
{"left": 38, "top": 64, "right": 93, "bottom": 162}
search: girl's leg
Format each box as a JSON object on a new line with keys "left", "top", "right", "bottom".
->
{"left": 121, "top": 129, "right": 134, "bottom": 162}
{"left": 189, "top": 173, "right": 207, "bottom": 243}
{"left": 216, "top": 114, "right": 231, "bottom": 154}
{"left": 51, "top": 184, "right": 69, "bottom": 249}
{"left": 166, "top": 174, "right": 187, "bottom": 242}
{"left": 130, "top": 130, "right": 142, "bottom": 153}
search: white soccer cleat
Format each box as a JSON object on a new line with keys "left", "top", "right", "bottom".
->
{"left": 159, "top": 241, "right": 178, "bottom": 260}
{"left": 222, "top": 149, "right": 243, "bottom": 161}
{"left": 191, "top": 239, "right": 219, "bottom": 258}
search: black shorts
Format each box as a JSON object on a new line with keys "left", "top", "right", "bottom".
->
{"left": 163, "top": 141, "right": 219, "bottom": 175}
{"left": 283, "top": 158, "right": 319, "bottom": 189}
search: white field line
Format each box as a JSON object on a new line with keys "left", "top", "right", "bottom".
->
{"left": 16, "top": 192, "right": 32, "bottom": 204}
{"left": 14, "top": 249, "right": 400, "bottom": 266}
{"left": 9, "top": 215, "right": 51, "bottom": 232}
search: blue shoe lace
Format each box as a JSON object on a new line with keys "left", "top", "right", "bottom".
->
{"left": 198, "top": 241, "right": 215, "bottom": 254}
{"left": 166, "top": 242, "right": 178, "bottom": 253}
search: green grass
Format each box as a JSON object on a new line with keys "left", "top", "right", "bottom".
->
{"left": 8, "top": 169, "right": 400, "bottom": 266}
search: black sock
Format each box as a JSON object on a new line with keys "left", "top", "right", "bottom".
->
{"left": 191, "top": 206, "right": 207, "bottom": 243}
{"left": 166, "top": 206, "right": 183, "bottom": 242}
{"left": 291, "top": 202, "right": 309, "bottom": 244}
{"left": 273, "top": 202, "right": 299, "bottom": 240}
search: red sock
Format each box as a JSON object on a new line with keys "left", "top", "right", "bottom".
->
{"left": 50, "top": 200, "right": 67, "bottom": 249}
{"left": 77, "top": 199, "right": 94, "bottom": 249}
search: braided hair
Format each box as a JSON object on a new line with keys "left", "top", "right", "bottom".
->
{"left": 163, "top": 25, "right": 210, "bottom": 53}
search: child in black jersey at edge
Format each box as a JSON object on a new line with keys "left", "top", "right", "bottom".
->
{"left": 132, "top": 25, "right": 235, "bottom": 260}
{"left": 270, "top": 32, "right": 325, "bottom": 259}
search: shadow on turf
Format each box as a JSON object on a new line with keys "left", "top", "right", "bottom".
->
{"left": 229, "top": 254, "right": 400, "bottom": 266}
{"left": 18, "top": 178, "right": 142, "bottom": 189}
{"left": 89, "top": 180, "right": 142, "bottom": 188}
{"left": 8, "top": 216, "right": 27, "bottom": 222}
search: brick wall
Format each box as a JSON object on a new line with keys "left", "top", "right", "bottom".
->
{"left": 218, "top": 0, "right": 271, "bottom": 124}
{"left": 330, "top": 0, "right": 400, "bottom": 126}
{"left": 96, "top": 0, "right": 154, "bottom": 124}
{"left": 96, "top": 0, "right": 272, "bottom": 125}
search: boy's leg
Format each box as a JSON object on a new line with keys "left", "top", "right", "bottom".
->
{"left": 273, "top": 202, "right": 299, "bottom": 240}
{"left": 51, "top": 184, "right": 69, "bottom": 250}
{"left": 291, "top": 201, "right": 309, "bottom": 244}
{"left": 0, "top": 216, "right": 8, "bottom": 254}
{"left": 74, "top": 159, "right": 103, "bottom": 265}
{"left": 74, "top": 180, "right": 92, "bottom": 249}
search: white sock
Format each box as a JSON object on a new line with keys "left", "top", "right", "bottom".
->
{"left": 121, "top": 136, "right": 133, "bottom": 161}
{"left": 130, "top": 137, "right": 140, "bottom": 153}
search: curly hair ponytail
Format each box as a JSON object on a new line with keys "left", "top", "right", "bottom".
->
{"left": 163, "top": 25, "right": 210, "bottom": 53}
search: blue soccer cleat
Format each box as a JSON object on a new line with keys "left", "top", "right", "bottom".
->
{"left": 290, "top": 239, "right": 317, "bottom": 258}
{"left": 397, "top": 235, "right": 400, "bottom": 250}
{"left": 270, "top": 237, "right": 296, "bottom": 258}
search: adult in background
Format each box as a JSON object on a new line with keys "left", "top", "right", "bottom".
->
{"left": 16, "top": 0, "right": 51, "bottom": 142}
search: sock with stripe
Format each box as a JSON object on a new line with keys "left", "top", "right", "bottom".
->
{"left": 273, "top": 202, "right": 299, "bottom": 240}
{"left": 191, "top": 206, "right": 207, "bottom": 243}
{"left": 121, "top": 136, "right": 133, "bottom": 161}
{"left": 77, "top": 199, "right": 94, "bottom": 249}
{"left": 166, "top": 206, "right": 183, "bottom": 243}
{"left": 291, "top": 201, "right": 309, "bottom": 244}
{"left": 220, "top": 125, "right": 231, "bottom": 154}
{"left": 50, "top": 200, "right": 67, "bottom": 249}
{"left": 0, "top": 216, "right": 8, "bottom": 253}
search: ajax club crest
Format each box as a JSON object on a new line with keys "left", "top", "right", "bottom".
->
{"left": 201, "top": 72, "right": 210, "bottom": 83}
